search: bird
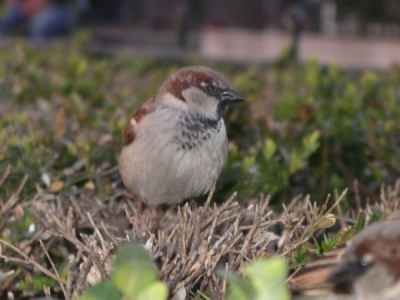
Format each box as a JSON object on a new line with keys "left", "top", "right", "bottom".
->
{"left": 289, "top": 211, "right": 400, "bottom": 300}
{"left": 119, "top": 66, "right": 244, "bottom": 206}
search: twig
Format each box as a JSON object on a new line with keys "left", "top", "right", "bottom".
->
{"left": 87, "top": 213, "right": 106, "bottom": 251}
{"left": 0, "top": 239, "right": 67, "bottom": 285}
{"left": 0, "top": 164, "right": 11, "bottom": 186}
{"left": 1, "top": 174, "right": 29, "bottom": 214}
{"left": 39, "top": 240, "right": 67, "bottom": 298}
{"left": 72, "top": 255, "right": 93, "bottom": 298}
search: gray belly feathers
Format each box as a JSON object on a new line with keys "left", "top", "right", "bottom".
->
{"left": 120, "top": 107, "right": 228, "bottom": 204}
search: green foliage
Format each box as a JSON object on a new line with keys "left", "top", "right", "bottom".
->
{"left": 76, "top": 243, "right": 167, "bottom": 300}
{"left": 320, "top": 234, "right": 338, "bottom": 253}
{"left": 78, "top": 283, "right": 121, "bottom": 300}
{"left": 369, "top": 209, "right": 388, "bottom": 224}
{"left": 1, "top": 44, "right": 399, "bottom": 206}
{"left": 293, "top": 244, "right": 309, "bottom": 266}
{"left": 355, "top": 211, "right": 368, "bottom": 231}
{"left": 220, "top": 58, "right": 400, "bottom": 203}
{"left": 222, "top": 130, "right": 320, "bottom": 198}
{"left": 222, "top": 257, "right": 290, "bottom": 300}
{"left": 111, "top": 243, "right": 160, "bottom": 298}
{"left": 17, "top": 272, "right": 58, "bottom": 293}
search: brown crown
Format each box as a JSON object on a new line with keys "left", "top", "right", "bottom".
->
{"left": 352, "top": 228, "right": 400, "bottom": 280}
{"left": 158, "top": 68, "right": 214, "bottom": 101}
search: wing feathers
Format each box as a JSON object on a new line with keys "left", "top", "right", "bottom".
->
{"left": 121, "top": 98, "right": 156, "bottom": 148}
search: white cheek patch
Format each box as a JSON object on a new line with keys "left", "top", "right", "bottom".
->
{"left": 182, "top": 87, "right": 202, "bottom": 103}
{"left": 130, "top": 118, "right": 137, "bottom": 126}
{"left": 163, "top": 92, "right": 189, "bottom": 110}
{"left": 181, "top": 87, "right": 219, "bottom": 118}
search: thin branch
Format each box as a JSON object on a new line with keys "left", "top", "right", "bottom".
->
{"left": 39, "top": 240, "right": 67, "bottom": 298}
{"left": 0, "top": 239, "right": 67, "bottom": 285}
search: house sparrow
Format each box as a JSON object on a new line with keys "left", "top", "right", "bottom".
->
{"left": 290, "top": 211, "right": 400, "bottom": 300}
{"left": 119, "top": 66, "right": 244, "bottom": 205}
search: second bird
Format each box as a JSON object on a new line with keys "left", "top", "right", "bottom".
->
{"left": 119, "top": 66, "right": 245, "bottom": 205}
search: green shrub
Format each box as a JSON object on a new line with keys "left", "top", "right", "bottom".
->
{"left": 1, "top": 43, "right": 399, "bottom": 205}
{"left": 77, "top": 243, "right": 167, "bottom": 300}
{"left": 221, "top": 257, "right": 290, "bottom": 300}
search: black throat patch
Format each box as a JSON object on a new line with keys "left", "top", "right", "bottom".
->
{"left": 175, "top": 113, "right": 222, "bottom": 150}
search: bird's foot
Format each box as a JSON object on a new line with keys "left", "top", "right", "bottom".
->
{"left": 189, "top": 197, "right": 198, "bottom": 210}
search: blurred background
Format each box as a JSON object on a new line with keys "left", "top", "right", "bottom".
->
{"left": 1, "top": 1, "right": 400, "bottom": 207}
{"left": 1, "top": 0, "right": 400, "bottom": 69}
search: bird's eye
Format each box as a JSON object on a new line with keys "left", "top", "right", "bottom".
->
{"left": 359, "top": 254, "right": 373, "bottom": 267}
{"left": 360, "top": 259, "right": 369, "bottom": 267}
{"left": 205, "top": 84, "right": 215, "bottom": 93}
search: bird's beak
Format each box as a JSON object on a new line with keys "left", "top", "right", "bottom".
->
{"left": 220, "top": 88, "right": 245, "bottom": 103}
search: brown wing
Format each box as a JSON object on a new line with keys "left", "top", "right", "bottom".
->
{"left": 121, "top": 98, "right": 156, "bottom": 149}
{"left": 289, "top": 244, "right": 348, "bottom": 295}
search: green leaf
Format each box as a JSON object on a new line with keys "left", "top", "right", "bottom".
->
{"left": 302, "top": 130, "right": 320, "bottom": 155}
{"left": 113, "top": 243, "right": 155, "bottom": 270}
{"left": 355, "top": 211, "right": 368, "bottom": 231}
{"left": 289, "top": 150, "right": 305, "bottom": 173}
{"left": 243, "top": 148, "right": 256, "bottom": 170}
{"left": 361, "top": 71, "right": 378, "bottom": 88}
{"left": 218, "top": 270, "right": 255, "bottom": 300}
{"left": 312, "top": 236, "right": 321, "bottom": 254}
{"left": 369, "top": 210, "right": 387, "bottom": 224}
{"left": 321, "top": 233, "right": 337, "bottom": 252}
{"left": 111, "top": 243, "right": 158, "bottom": 298}
{"left": 263, "top": 139, "right": 277, "bottom": 162}
{"left": 76, "top": 282, "right": 121, "bottom": 300}
{"left": 294, "top": 244, "right": 309, "bottom": 265}
{"left": 227, "top": 283, "right": 252, "bottom": 300}
{"left": 242, "top": 258, "right": 290, "bottom": 300}
{"left": 137, "top": 281, "right": 168, "bottom": 300}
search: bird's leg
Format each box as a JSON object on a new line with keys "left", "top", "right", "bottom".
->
{"left": 189, "top": 197, "right": 198, "bottom": 210}
{"left": 130, "top": 200, "right": 146, "bottom": 236}
{"left": 148, "top": 204, "right": 174, "bottom": 230}
{"left": 149, "top": 205, "right": 162, "bottom": 219}
{"left": 136, "top": 200, "right": 144, "bottom": 215}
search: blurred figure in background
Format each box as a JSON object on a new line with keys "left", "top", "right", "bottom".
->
{"left": 0, "top": 0, "right": 72, "bottom": 40}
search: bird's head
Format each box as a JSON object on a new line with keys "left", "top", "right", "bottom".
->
{"left": 328, "top": 221, "right": 400, "bottom": 292}
{"left": 157, "top": 66, "right": 244, "bottom": 118}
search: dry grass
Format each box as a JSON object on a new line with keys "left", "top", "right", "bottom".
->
{"left": 1, "top": 165, "right": 398, "bottom": 299}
